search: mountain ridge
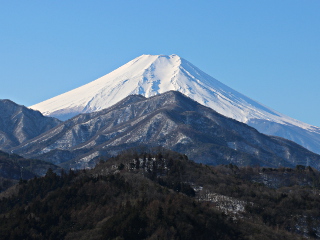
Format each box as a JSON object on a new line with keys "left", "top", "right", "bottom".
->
{"left": 14, "top": 91, "right": 320, "bottom": 170}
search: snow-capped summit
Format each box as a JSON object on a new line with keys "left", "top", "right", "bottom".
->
{"left": 30, "top": 54, "right": 320, "bottom": 154}
{"left": 28, "top": 54, "right": 281, "bottom": 122}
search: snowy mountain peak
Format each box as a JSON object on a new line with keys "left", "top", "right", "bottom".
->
{"left": 29, "top": 54, "right": 199, "bottom": 119}
{"left": 29, "top": 54, "right": 320, "bottom": 154}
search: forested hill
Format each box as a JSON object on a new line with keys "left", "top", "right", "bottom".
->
{"left": 1, "top": 149, "right": 320, "bottom": 239}
{"left": 0, "top": 150, "right": 61, "bottom": 192}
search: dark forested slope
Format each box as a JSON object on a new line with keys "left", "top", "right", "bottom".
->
{"left": 0, "top": 150, "right": 61, "bottom": 192}
{"left": 1, "top": 149, "right": 320, "bottom": 239}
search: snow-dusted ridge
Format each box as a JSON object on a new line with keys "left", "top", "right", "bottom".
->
{"left": 30, "top": 54, "right": 320, "bottom": 154}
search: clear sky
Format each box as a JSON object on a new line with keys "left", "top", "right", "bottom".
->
{"left": 1, "top": 1, "right": 319, "bottom": 127}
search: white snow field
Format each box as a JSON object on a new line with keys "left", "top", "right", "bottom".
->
{"left": 30, "top": 54, "right": 320, "bottom": 154}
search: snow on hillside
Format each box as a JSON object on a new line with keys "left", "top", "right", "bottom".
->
{"left": 29, "top": 54, "right": 320, "bottom": 154}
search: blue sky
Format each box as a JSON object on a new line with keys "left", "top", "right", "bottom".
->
{"left": 1, "top": 1, "right": 319, "bottom": 126}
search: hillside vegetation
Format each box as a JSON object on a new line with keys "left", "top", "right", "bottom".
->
{"left": 0, "top": 150, "right": 61, "bottom": 192}
{"left": 1, "top": 149, "right": 320, "bottom": 239}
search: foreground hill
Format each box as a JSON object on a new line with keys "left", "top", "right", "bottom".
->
{"left": 1, "top": 149, "right": 319, "bottom": 239}
{"left": 0, "top": 99, "right": 61, "bottom": 150}
{"left": 0, "top": 150, "right": 61, "bottom": 192}
{"left": 29, "top": 54, "right": 320, "bottom": 154}
{"left": 14, "top": 91, "right": 320, "bottom": 170}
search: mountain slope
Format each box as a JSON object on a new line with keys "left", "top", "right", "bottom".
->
{"left": 0, "top": 99, "right": 61, "bottom": 150}
{"left": 16, "top": 91, "right": 320, "bottom": 170}
{"left": 29, "top": 54, "right": 320, "bottom": 154}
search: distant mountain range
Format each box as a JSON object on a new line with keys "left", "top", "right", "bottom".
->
{"left": 12, "top": 91, "right": 320, "bottom": 170}
{"left": 29, "top": 54, "right": 320, "bottom": 154}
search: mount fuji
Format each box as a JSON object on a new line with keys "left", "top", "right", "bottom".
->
{"left": 30, "top": 54, "right": 320, "bottom": 154}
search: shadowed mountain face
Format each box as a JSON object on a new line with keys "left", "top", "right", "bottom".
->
{"left": 12, "top": 91, "right": 320, "bottom": 170}
{"left": 0, "top": 100, "right": 61, "bottom": 150}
